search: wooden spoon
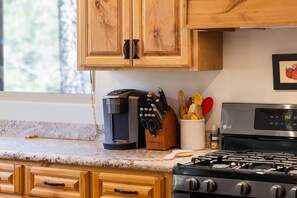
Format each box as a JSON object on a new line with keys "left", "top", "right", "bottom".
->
{"left": 195, "top": 105, "right": 203, "bottom": 119}
{"left": 163, "top": 149, "right": 194, "bottom": 160}
{"left": 178, "top": 90, "right": 188, "bottom": 119}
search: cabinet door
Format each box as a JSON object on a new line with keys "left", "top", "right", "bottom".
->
{"left": 184, "top": 0, "right": 297, "bottom": 29}
{"left": 25, "top": 166, "right": 89, "bottom": 198}
{"left": 92, "top": 172, "right": 164, "bottom": 198}
{"left": 0, "top": 163, "right": 22, "bottom": 195}
{"left": 78, "top": 0, "right": 132, "bottom": 68}
{"left": 133, "top": 0, "right": 192, "bottom": 68}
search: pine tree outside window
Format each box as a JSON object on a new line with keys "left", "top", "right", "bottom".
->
{"left": 0, "top": 0, "right": 90, "bottom": 94}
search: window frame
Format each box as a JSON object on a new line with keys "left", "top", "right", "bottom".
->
{"left": 0, "top": 91, "right": 91, "bottom": 104}
{"left": 0, "top": 0, "right": 90, "bottom": 94}
{"left": 0, "top": 1, "right": 96, "bottom": 124}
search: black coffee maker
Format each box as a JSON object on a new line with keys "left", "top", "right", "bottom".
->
{"left": 102, "top": 89, "right": 147, "bottom": 150}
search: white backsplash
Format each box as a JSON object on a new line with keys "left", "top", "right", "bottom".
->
{"left": 96, "top": 28, "right": 297, "bottom": 130}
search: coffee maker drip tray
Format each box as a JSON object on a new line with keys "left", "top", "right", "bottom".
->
{"left": 103, "top": 140, "right": 137, "bottom": 150}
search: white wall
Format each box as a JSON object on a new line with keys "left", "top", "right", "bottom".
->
{"left": 0, "top": 28, "right": 296, "bottom": 126}
{"left": 96, "top": 28, "right": 297, "bottom": 129}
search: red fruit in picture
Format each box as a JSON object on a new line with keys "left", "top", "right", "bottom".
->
{"left": 292, "top": 71, "right": 297, "bottom": 80}
{"left": 286, "top": 68, "right": 294, "bottom": 78}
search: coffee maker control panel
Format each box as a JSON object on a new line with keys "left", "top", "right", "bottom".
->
{"left": 107, "top": 89, "right": 136, "bottom": 97}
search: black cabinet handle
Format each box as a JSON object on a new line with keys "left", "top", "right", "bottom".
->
{"left": 44, "top": 181, "right": 65, "bottom": 187}
{"left": 114, "top": 188, "right": 138, "bottom": 195}
{"left": 123, "top": 39, "right": 130, "bottom": 59}
{"left": 132, "top": 39, "right": 139, "bottom": 59}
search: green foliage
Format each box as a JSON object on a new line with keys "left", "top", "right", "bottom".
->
{"left": 3, "top": 0, "right": 61, "bottom": 93}
{"left": 3, "top": 0, "right": 90, "bottom": 94}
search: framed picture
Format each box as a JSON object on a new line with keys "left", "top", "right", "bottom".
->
{"left": 272, "top": 54, "right": 297, "bottom": 90}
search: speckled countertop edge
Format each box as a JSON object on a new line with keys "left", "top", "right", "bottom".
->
{"left": 0, "top": 136, "right": 214, "bottom": 172}
{"left": 0, "top": 120, "right": 214, "bottom": 172}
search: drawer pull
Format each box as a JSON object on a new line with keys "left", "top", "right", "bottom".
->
{"left": 114, "top": 188, "right": 138, "bottom": 195}
{"left": 44, "top": 181, "right": 66, "bottom": 187}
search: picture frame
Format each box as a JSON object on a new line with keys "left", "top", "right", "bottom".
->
{"left": 272, "top": 54, "right": 297, "bottom": 90}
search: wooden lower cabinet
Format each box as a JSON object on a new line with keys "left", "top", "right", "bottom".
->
{"left": 0, "top": 160, "right": 172, "bottom": 198}
{"left": 92, "top": 172, "right": 164, "bottom": 198}
{"left": 25, "top": 166, "right": 89, "bottom": 198}
{"left": 0, "top": 163, "right": 22, "bottom": 195}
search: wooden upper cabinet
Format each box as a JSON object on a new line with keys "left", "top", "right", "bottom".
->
{"left": 78, "top": 0, "right": 222, "bottom": 71}
{"left": 78, "top": 0, "right": 132, "bottom": 68}
{"left": 133, "top": 0, "right": 191, "bottom": 68}
{"left": 184, "top": 0, "right": 297, "bottom": 29}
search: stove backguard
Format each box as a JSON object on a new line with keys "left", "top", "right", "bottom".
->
{"left": 220, "top": 103, "right": 297, "bottom": 153}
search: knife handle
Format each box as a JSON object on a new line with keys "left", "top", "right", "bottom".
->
{"left": 155, "top": 99, "right": 166, "bottom": 115}
{"left": 151, "top": 114, "right": 161, "bottom": 129}
{"left": 151, "top": 104, "right": 163, "bottom": 120}
{"left": 158, "top": 88, "right": 170, "bottom": 111}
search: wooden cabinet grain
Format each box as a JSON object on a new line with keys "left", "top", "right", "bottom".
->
{"left": 25, "top": 166, "right": 89, "bottom": 198}
{"left": 184, "top": 0, "right": 297, "bottom": 29}
{"left": 92, "top": 172, "right": 164, "bottom": 198}
{"left": 78, "top": 0, "right": 132, "bottom": 67}
{"left": 77, "top": 0, "right": 222, "bottom": 71}
{"left": 0, "top": 160, "right": 172, "bottom": 198}
{"left": 0, "top": 163, "right": 22, "bottom": 195}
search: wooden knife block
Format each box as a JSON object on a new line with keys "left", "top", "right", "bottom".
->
{"left": 145, "top": 108, "right": 180, "bottom": 150}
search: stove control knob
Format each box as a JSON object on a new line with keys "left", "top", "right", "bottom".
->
{"left": 290, "top": 187, "right": 297, "bottom": 198}
{"left": 185, "top": 178, "right": 199, "bottom": 191}
{"left": 235, "top": 182, "right": 250, "bottom": 196}
{"left": 202, "top": 179, "right": 216, "bottom": 193}
{"left": 270, "top": 185, "right": 285, "bottom": 198}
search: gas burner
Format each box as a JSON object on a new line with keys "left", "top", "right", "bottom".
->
{"left": 289, "top": 170, "right": 297, "bottom": 175}
{"left": 284, "top": 165, "right": 297, "bottom": 175}
{"left": 189, "top": 150, "right": 297, "bottom": 173}
{"left": 212, "top": 164, "right": 230, "bottom": 169}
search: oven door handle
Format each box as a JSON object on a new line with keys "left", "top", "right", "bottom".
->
{"left": 258, "top": 137, "right": 295, "bottom": 141}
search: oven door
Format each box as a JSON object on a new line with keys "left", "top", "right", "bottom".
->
{"left": 172, "top": 192, "right": 244, "bottom": 198}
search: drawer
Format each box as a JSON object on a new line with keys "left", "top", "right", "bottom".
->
{"left": 25, "top": 166, "right": 89, "bottom": 198}
{"left": 102, "top": 182, "right": 153, "bottom": 197}
{"left": 92, "top": 172, "right": 164, "bottom": 198}
{"left": 0, "top": 163, "right": 22, "bottom": 194}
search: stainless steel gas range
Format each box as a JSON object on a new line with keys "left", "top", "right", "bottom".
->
{"left": 172, "top": 103, "right": 297, "bottom": 198}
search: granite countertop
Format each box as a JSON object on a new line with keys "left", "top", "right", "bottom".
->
{"left": 0, "top": 135, "right": 213, "bottom": 172}
{"left": 0, "top": 120, "right": 214, "bottom": 172}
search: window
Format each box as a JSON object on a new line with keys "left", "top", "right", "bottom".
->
{"left": 0, "top": 0, "right": 90, "bottom": 94}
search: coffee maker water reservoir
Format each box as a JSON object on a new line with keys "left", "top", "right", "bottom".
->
{"left": 102, "top": 89, "right": 147, "bottom": 150}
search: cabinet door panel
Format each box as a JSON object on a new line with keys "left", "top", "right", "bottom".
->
{"left": 102, "top": 182, "right": 153, "bottom": 197}
{"left": 0, "top": 164, "right": 23, "bottom": 194}
{"left": 78, "top": 0, "right": 132, "bottom": 68}
{"left": 92, "top": 172, "right": 164, "bottom": 198}
{"left": 133, "top": 0, "right": 192, "bottom": 68}
{"left": 25, "top": 166, "right": 89, "bottom": 198}
{"left": 184, "top": 0, "right": 297, "bottom": 29}
{"left": 0, "top": 163, "right": 22, "bottom": 195}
